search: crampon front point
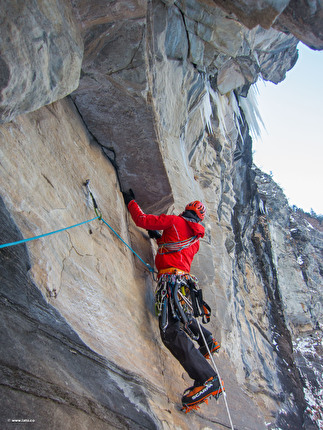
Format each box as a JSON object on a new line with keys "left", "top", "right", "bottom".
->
{"left": 181, "top": 397, "right": 210, "bottom": 413}
{"left": 181, "top": 379, "right": 225, "bottom": 414}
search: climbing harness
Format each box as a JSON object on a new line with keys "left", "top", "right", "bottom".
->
{"left": 155, "top": 273, "right": 211, "bottom": 340}
{"left": 184, "top": 276, "right": 211, "bottom": 324}
{"left": 157, "top": 236, "right": 198, "bottom": 255}
{"left": 0, "top": 181, "right": 156, "bottom": 275}
{"left": 157, "top": 267, "right": 189, "bottom": 277}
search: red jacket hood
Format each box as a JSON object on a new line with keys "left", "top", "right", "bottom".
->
{"left": 179, "top": 215, "right": 205, "bottom": 238}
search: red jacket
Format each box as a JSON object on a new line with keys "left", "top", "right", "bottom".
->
{"left": 128, "top": 200, "right": 205, "bottom": 273}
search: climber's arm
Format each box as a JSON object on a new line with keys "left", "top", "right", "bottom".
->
{"left": 127, "top": 200, "right": 173, "bottom": 231}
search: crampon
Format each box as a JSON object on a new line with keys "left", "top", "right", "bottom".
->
{"left": 181, "top": 377, "right": 224, "bottom": 414}
{"left": 181, "top": 396, "right": 210, "bottom": 413}
{"left": 199, "top": 338, "right": 221, "bottom": 359}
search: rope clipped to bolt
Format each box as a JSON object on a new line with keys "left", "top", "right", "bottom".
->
{"left": 1, "top": 181, "right": 156, "bottom": 275}
{"left": 84, "top": 180, "right": 156, "bottom": 275}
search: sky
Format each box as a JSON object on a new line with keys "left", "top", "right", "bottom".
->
{"left": 252, "top": 43, "right": 323, "bottom": 215}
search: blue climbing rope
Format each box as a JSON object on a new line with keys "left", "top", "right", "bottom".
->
{"left": 0, "top": 217, "right": 99, "bottom": 249}
{"left": 83, "top": 180, "right": 155, "bottom": 273}
{"left": 100, "top": 216, "right": 155, "bottom": 273}
{"left": 1, "top": 182, "right": 155, "bottom": 274}
{"left": 157, "top": 236, "right": 198, "bottom": 254}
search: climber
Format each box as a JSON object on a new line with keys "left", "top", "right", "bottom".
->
{"left": 122, "top": 189, "right": 223, "bottom": 411}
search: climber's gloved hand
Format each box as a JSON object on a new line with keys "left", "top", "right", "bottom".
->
{"left": 122, "top": 189, "right": 135, "bottom": 206}
{"left": 147, "top": 230, "right": 162, "bottom": 240}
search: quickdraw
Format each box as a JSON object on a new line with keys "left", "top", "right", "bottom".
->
{"left": 157, "top": 236, "right": 198, "bottom": 255}
{"left": 155, "top": 274, "right": 212, "bottom": 340}
{"left": 186, "top": 277, "right": 211, "bottom": 324}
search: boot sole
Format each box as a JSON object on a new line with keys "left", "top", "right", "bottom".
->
{"left": 204, "top": 344, "right": 221, "bottom": 359}
{"left": 200, "top": 341, "right": 221, "bottom": 359}
{"left": 181, "top": 382, "right": 224, "bottom": 413}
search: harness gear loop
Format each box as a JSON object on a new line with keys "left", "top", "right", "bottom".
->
{"left": 157, "top": 267, "right": 189, "bottom": 278}
{"left": 155, "top": 273, "right": 212, "bottom": 340}
{"left": 186, "top": 278, "right": 211, "bottom": 324}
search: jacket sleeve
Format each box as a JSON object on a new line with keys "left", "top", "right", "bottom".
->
{"left": 128, "top": 200, "right": 174, "bottom": 231}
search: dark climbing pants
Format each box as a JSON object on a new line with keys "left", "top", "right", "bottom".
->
{"left": 159, "top": 305, "right": 217, "bottom": 384}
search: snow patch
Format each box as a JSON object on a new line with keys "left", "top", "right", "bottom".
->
{"left": 297, "top": 256, "right": 304, "bottom": 266}
{"left": 293, "top": 333, "right": 323, "bottom": 429}
{"left": 304, "top": 219, "right": 315, "bottom": 231}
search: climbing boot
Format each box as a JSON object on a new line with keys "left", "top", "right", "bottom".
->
{"left": 199, "top": 337, "right": 220, "bottom": 359}
{"left": 181, "top": 375, "right": 224, "bottom": 413}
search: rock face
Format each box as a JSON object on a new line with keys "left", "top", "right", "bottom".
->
{"left": 0, "top": 195, "right": 161, "bottom": 430}
{"left": 0, "top": 99, "right": 266, "bottom": 430}
{"left": 70, "top": 0, "right": 174, "bottom": 213}
{"left": 0, "top": 0, "right": 83, "bottom": 123}
{"left": 274, "top": 0, "right": 323, "bottom": 50}
{"left": 0, "top": 1, "right": 322, "bottom": 430}
{"left": 213, "top": 0, "right": 323, "bottom": 50}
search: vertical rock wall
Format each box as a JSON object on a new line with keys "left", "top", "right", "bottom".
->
{"left": 0, "top": 1, "right": 322, "bottom": 429}
{"left": 0, "top": 0, "right": 83, "bottom": 123}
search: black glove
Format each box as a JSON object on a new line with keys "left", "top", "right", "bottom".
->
{"left": 147, "top": 230, "right": 162, "bottom": 239}
{"left": 122, "top": 189, "right": 135, "bottom": 206}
